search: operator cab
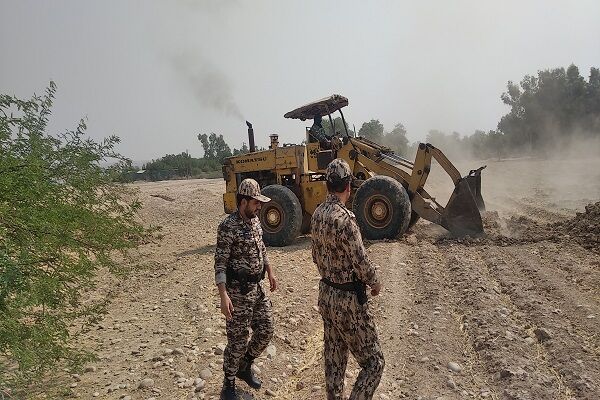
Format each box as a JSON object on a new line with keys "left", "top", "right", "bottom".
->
{"left": 283, "top": 94, "right": 352, "bottom": 144}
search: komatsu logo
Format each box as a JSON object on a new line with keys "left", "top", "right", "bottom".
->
{"left": 235, "top": 156, "right": 266, "bottom": 164}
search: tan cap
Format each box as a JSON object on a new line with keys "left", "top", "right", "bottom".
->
{"left": 325, "top": 158, "right": 352, "bottom": 182}
{"left": 238, "top": 178, "right": 271, "bottom": 203}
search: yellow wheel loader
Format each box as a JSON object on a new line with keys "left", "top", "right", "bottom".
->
{"left": 221, "top": 94, "right": 485, "bottom": 246}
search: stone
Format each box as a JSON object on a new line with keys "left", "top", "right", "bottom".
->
{"left": 447, "top": 362, "right": 463, "bottom": 373}
{"left": 199, "top": 368, "right": 212, "bottom": 380}
{"left": 266, "top": 344, "right": 277, "bottom": 359}
{"left": 534, "top": 327, "right": 551, "bottom": 342}
{"left": 138, "top": 378, "right": 155, "bottom": 389}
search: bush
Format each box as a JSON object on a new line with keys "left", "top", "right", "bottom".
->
{"left": 0, "top": 83, "right": 150, "bottom": 388}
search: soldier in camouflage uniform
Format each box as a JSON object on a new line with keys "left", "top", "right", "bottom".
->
{"left": 311, "top": 159, "right": 385, "bottom": 400}
{"left": 214, "top": 178, "right": 277, "bottom": 400}
{"left": 309, "top": 115, "right": 328, "bottom": 142}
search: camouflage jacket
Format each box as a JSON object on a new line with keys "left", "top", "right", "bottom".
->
{"left": 309, "top": 124, "right": 328, "bottom": 142}
{"left": 311, "top": 193, "right": 380, "bottom": 286}
{"left": 214, "top": 212, "right": 269, "bottom": 285}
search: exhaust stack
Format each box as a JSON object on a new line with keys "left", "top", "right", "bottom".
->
{"left": 246, "top": 121, "right": 256, "bottom": 153}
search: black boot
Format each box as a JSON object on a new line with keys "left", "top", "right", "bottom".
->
{"left": 236, "top": 353, "right": 262, "bottom": 389}
{"left": 220, "top": 378, "right": 238, "bottom": 400}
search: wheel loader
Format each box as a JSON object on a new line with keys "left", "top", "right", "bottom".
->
{"left": 221, "top": 94, "right": 485, "bottom": 246}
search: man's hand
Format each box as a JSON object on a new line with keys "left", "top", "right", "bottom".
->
{"left": 220, "top": 293, "right": 234, "bottom": 320}
{"left": 268, "top": 272, "right": 278, "bottom": 292}
{"left": 370, "top": 282, "right": 382, "bottom": 296}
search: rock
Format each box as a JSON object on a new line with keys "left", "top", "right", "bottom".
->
{"left": 173, "top": 348, "right": 184, "bottom": 355}
{"left": 84, "top": 366, "right": 97, "bottom": 373}
{"left": 266, "top": 344, "right": 277, "bottom": 359}
{"left": 447, "top": 362, "right": 463, "bottom": 373}
{"left": 312, "top": 385, "right": 322, "bottom": 392}
{"left": 524, "top": 337, "right": 536, "bottom": 345}
{"left": 138, "top": 378, "right": 155, "bottom": 389}
{"left": 499, "top": 369, "right": 513, "bottom": 379}
{"left": 199, "top": 368, "right": 212, "bottom": 380}
{"left": 265, "top": 388, "right": 276, "bottom": 396}
{"left": 406, "top": 235, "right": 418, "bottom": 245}
{"left": 194, "top": 378, "right": 205, "bottom": 390}
{"left": 447, "top": 379, "right": 457, "bottom": 389}
{"left": 214, "top": 343, "right": 226, "bottom": 355}
{"left": 92, "top": 392, "right": 99, "bottom": 397}
{"left": 296, "top": 382, "right": 305, "bottom": 390}
{"left": 534, "top": 327, "right": 551, "bottom": 342}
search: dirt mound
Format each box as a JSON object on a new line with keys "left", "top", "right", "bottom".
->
{"left": 436, "top": 212, "right": 558, "bottom": 247}
{"left": 552, "top": 201, "right": 600, "bottom": 251}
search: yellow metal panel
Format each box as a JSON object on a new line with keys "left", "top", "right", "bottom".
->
{"left": 229, "top": 150, "right": 276, "bottom": 173}
{"left": 301, "top": 180, "right": 328, "bottom": 215}
{"left": 306, "top": 142, "right": 320, "bottom": 172}
{"left": 275, "top": 146, "right": 300, "bottom": 169}
{"left": 223, "top": 192, "right": 236, "bottom": 214}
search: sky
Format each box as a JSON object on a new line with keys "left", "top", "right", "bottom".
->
{"left": 1, "top": 0, "right": 599, "bottom": 163}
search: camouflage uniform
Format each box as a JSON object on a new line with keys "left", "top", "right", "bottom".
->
{"left": 311, "top": 159, "right": 385, "bottom": 400}
{"left": 310, "top": 116, "right": 328, "bottom": 142}
{"left": 214, "top": 179, "right": 274, "bottom": 383}
{"left": 310, "top": 124, "right": 328, "bottom": 142}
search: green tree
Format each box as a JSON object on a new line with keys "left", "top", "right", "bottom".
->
{"left": 358, "top": 119, "right": 384, "bottom": 143}
{"left": 498, "top": 64, "right": 600, "bottom": 153}
{"left": 197, "top": 132, "right": 232, "bottom": 162}
{"left": 232, "top": 142, "right": 249, "bottom": 156}
{"left": 322, "top": 116, "right": 354, "bottom": 137}
{"left": 383, "top": 123, "right": 409, "bottom": 156}
{"left": 0, "top": 83, "right": 149, "bottom": 386}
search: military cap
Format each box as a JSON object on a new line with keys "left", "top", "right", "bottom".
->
{"left": 325, "top": 158, "right": 352, "bottom": 182}
{"left": 238, "top": 178, "right": 271, "bottom": 203}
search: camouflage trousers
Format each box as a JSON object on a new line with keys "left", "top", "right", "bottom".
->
{"left": 318, "top": 282, "right": 385, "bottom": 400}
{"left": 223, "top": 282, "right": 274, "bottom": 380}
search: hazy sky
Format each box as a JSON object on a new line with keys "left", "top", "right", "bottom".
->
{"left": 2, "top": 0, "right": 599, "bottom": 162}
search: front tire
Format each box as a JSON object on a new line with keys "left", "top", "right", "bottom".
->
{"left": 352, "top": 176, "right": 411, "bottom": 240}
{"left": 260, "top": 185, "right": 302, "bottom": 247}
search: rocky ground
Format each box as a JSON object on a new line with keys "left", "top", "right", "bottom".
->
{"left": 37, "top": 157, "right": 600, "bottom": 400}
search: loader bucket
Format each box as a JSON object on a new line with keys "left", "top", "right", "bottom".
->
{"left": 441, "top": 176, "right": 484, "bottom": 237}
{"left": 464, "top": 166, "right": 486, "bottom": 212}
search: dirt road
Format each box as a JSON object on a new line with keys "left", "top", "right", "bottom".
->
{"left": 62, "top": 158, "right": 599, "bottom": 400}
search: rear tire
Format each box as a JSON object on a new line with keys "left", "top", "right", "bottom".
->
{"left": 260, "top": 185, "right": 302, "bottom": 247}
{"left": 352, "top": 176, "right": 411, "bottom": 240}
{"left": 408, "top": 211, "right": 420, "bottom": 230}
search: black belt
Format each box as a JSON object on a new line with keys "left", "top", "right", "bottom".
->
{"left": 321, "top": 277, "right": 367, "bottom": 305}
{"left": 226, "top": 265, "right": 265, "bottom": 294}
{"left": 321, "top": 278, "right": 354, "bottom": 291}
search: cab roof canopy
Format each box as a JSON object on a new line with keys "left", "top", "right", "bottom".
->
{"left": 284, "top": 94, "right": 348, "bottom": 121}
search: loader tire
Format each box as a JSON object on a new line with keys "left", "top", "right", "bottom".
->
{"left": 353, "top": 176, "right": 411, "bottom": 240}
{"left": 260, "top": 185, "right": 302, "bottom": 247}
{"left": 408, "top": 211, "right": 420, "bottom": 230}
